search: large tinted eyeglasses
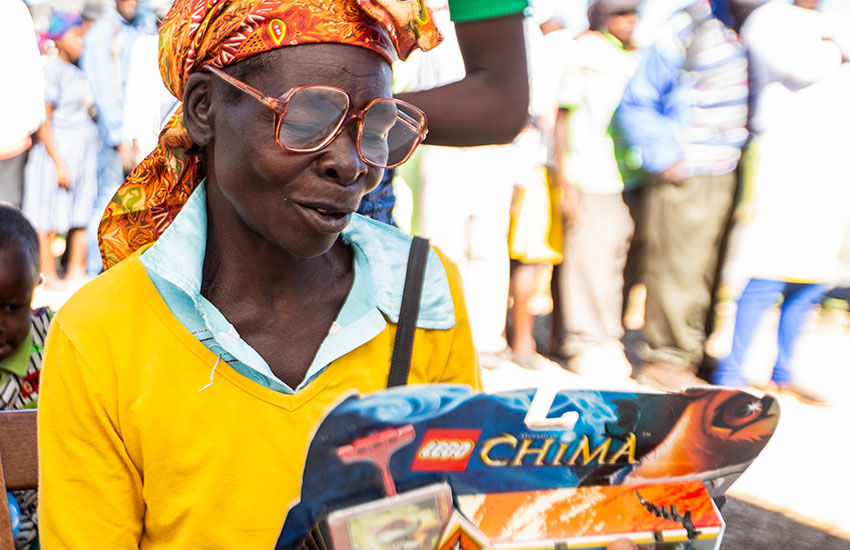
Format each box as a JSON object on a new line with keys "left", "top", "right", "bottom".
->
{"left": 203, "top": 65, "right": 428, "bottom": 169}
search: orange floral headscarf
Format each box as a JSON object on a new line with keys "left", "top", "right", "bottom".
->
{"left": 98, "top": 0, "right": 440, "bottom": 270}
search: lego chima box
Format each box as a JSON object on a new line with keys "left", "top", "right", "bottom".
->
{"left": 275, "top": 385, "right": 777, "bottom": 550}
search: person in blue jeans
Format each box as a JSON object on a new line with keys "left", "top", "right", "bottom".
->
{"left": 710, "top": 0, "right": 850, "bottom": 406}
{"left": 711, "top": 279, "right": 827, "bottom": 404}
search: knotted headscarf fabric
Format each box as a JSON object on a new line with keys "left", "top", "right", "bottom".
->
{"left": 45, "top": 10, "right": 84, "bottom": 42}
{"left": 98, "top": 0, "right": 441, "bottom": 269}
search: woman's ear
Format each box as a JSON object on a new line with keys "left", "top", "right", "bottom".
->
{"left": 183, "top": 72, "right": 215, "bottom": 147}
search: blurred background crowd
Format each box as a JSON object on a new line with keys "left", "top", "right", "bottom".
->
{"left": 3, "top": 0, "right": 849, "bottom": 405}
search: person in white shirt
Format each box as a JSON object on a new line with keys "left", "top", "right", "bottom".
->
{"left": 0, "top": 0, "right": 45, "bottom": 208}
{"left": 553, "top": 0, "right": 643, "bottom": 382}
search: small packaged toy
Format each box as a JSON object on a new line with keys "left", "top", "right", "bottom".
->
{"left": 326, "top": 483, "right": 453, "bottom": 550}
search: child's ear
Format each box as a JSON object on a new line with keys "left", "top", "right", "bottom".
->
{"left": 28, "top": 273, "right": 44, "bottom": 307}
{"left": 33, "top": 273, "right": 45, "bottom": 297}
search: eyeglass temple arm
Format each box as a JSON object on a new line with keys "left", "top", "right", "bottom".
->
{"left": 205, "top": 64, "right": 427, "bottom": 145}
{"left": 203, "top": 65, "right": 285, "bottom": 111}
{"left": 397, "top": 110, "right": 420, "bottom": 132}
{"left": 395, "top": 108, "right": 428, "bottom": 143}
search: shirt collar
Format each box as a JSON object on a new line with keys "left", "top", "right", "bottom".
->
{"left": 142, "top": 182, "right": 455, "bottom": 330}
{"left": 0, "top": 328, "right": 32, "bottom": 377}
{"left": 142, "top": 181, "right": 208, "bottom": 302}
{"left": 601, "top": 31, "right": 627, "bottom": 51}
{"left": 340, "top": 214, "right": 455, "bottom": 328}
{"left": 108, "top": 8, "right": 136, "bottom": 27}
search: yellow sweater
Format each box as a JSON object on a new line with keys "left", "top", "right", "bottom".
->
{"left": 38, "top": 252, "right": 479, "bottom": 549}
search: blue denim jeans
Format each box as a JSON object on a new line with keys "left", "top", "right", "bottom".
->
{"left": 712, "top": 278, "right": 827, "bottom": 386}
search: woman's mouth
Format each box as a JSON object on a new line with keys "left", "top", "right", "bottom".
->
{"left": 297, "top": 203, "right": 353, "bottom": 233}
{"left": 312, "top": 206, "right": 347, "bottom": 218}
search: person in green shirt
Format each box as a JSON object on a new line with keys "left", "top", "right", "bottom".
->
{"left": 553, "top": 0, "right": 643, "bottom": 384}
{"left": 0, "top": 202, "right": 51, "bottom": 549}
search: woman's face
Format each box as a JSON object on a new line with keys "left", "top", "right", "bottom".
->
{"left": 206, "top": 43, "right": 392, "bottom": 258}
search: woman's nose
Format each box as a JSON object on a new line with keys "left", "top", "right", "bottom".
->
{"left": 316, "top": 127, "right": 368, "bottom": 186}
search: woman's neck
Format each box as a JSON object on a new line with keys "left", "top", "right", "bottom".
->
{"left": 200, "top": 181, "right": 351, "bottom": 306}
{"left": 199, "top": 178, "right": 354, "bottom": 383}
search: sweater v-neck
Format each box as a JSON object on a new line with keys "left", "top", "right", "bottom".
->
{"left": 128, "top": 253, "right": 344, "bottom": 412}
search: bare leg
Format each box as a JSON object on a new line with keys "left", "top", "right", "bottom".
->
{"left": 65, "top": 228, "right": 88, "bottom": 280}
{"left": 509, "top": 262, "right": 540, "bottom": 355}
{"left": 38, "top": 231, "right": 60, "bottom": 287}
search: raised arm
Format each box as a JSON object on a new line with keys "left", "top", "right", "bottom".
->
{"left": 397, "top": 13, "right": 529, "bottom": 146}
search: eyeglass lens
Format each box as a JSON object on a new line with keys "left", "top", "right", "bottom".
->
{"left": 278, "top": 88, "right": 423, "bottom": 168}
{"left": 372, "top": 102, "right": 424, "bottom": 167}
{"left": 280, "top": 88, "right": 349, "bottom": 150}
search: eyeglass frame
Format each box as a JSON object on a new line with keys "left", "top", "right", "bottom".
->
{"left": 202, "top": 65, "right": 428, "bottom": 169}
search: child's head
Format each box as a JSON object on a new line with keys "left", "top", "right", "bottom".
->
{"left": 588, "top": 0, "right": 640, "bottom": 48}
{"left": 46, "top": 11, "right": 86, "bottom": 64}
{"left": 0, "top": 203, "right": 40, "bottom": 362}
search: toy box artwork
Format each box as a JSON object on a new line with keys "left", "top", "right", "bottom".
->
{"left": 457, "top": 481, "right": 724, "bottom": 550}
{"left": 276, "top": 386, "right": 778, "bottom": 550}
{"left": 435, "top": 510, "right": 492, "bottom": 550}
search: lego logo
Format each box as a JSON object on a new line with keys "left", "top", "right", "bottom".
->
{"left": 418, "top": 439, "right": 474, "bottom": 460}
{"left": 411, "top": 429, "right": 481, "bottom": 472}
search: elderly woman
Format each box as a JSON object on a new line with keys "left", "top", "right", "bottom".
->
{"left": 37, "top": 0, "right": 477, "bottom": 547}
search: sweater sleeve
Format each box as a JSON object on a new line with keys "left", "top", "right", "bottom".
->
{"left": 38, "top": 318, "right": 145, "bottom": 549}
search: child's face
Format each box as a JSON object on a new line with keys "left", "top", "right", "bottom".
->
{"left": 607, "top": 11, "right": 638, "bottom": 48}
{"left": 0, "top": 246, "right": 37, "bottom": 362}
{"left": 57, "top": 25, "right": 85, "bottom": 63}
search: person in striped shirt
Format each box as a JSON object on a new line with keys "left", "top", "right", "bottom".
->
{"left": 616, "top": 0, "right": 758, "bottom": 391}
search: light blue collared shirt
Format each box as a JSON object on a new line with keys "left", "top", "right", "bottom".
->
{"left": 140, "top": 183, "right": 455, "bottom": 394}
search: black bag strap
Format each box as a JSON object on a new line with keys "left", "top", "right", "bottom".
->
{"left": 387, "top": 236, "right": 430, "bottom": 387}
